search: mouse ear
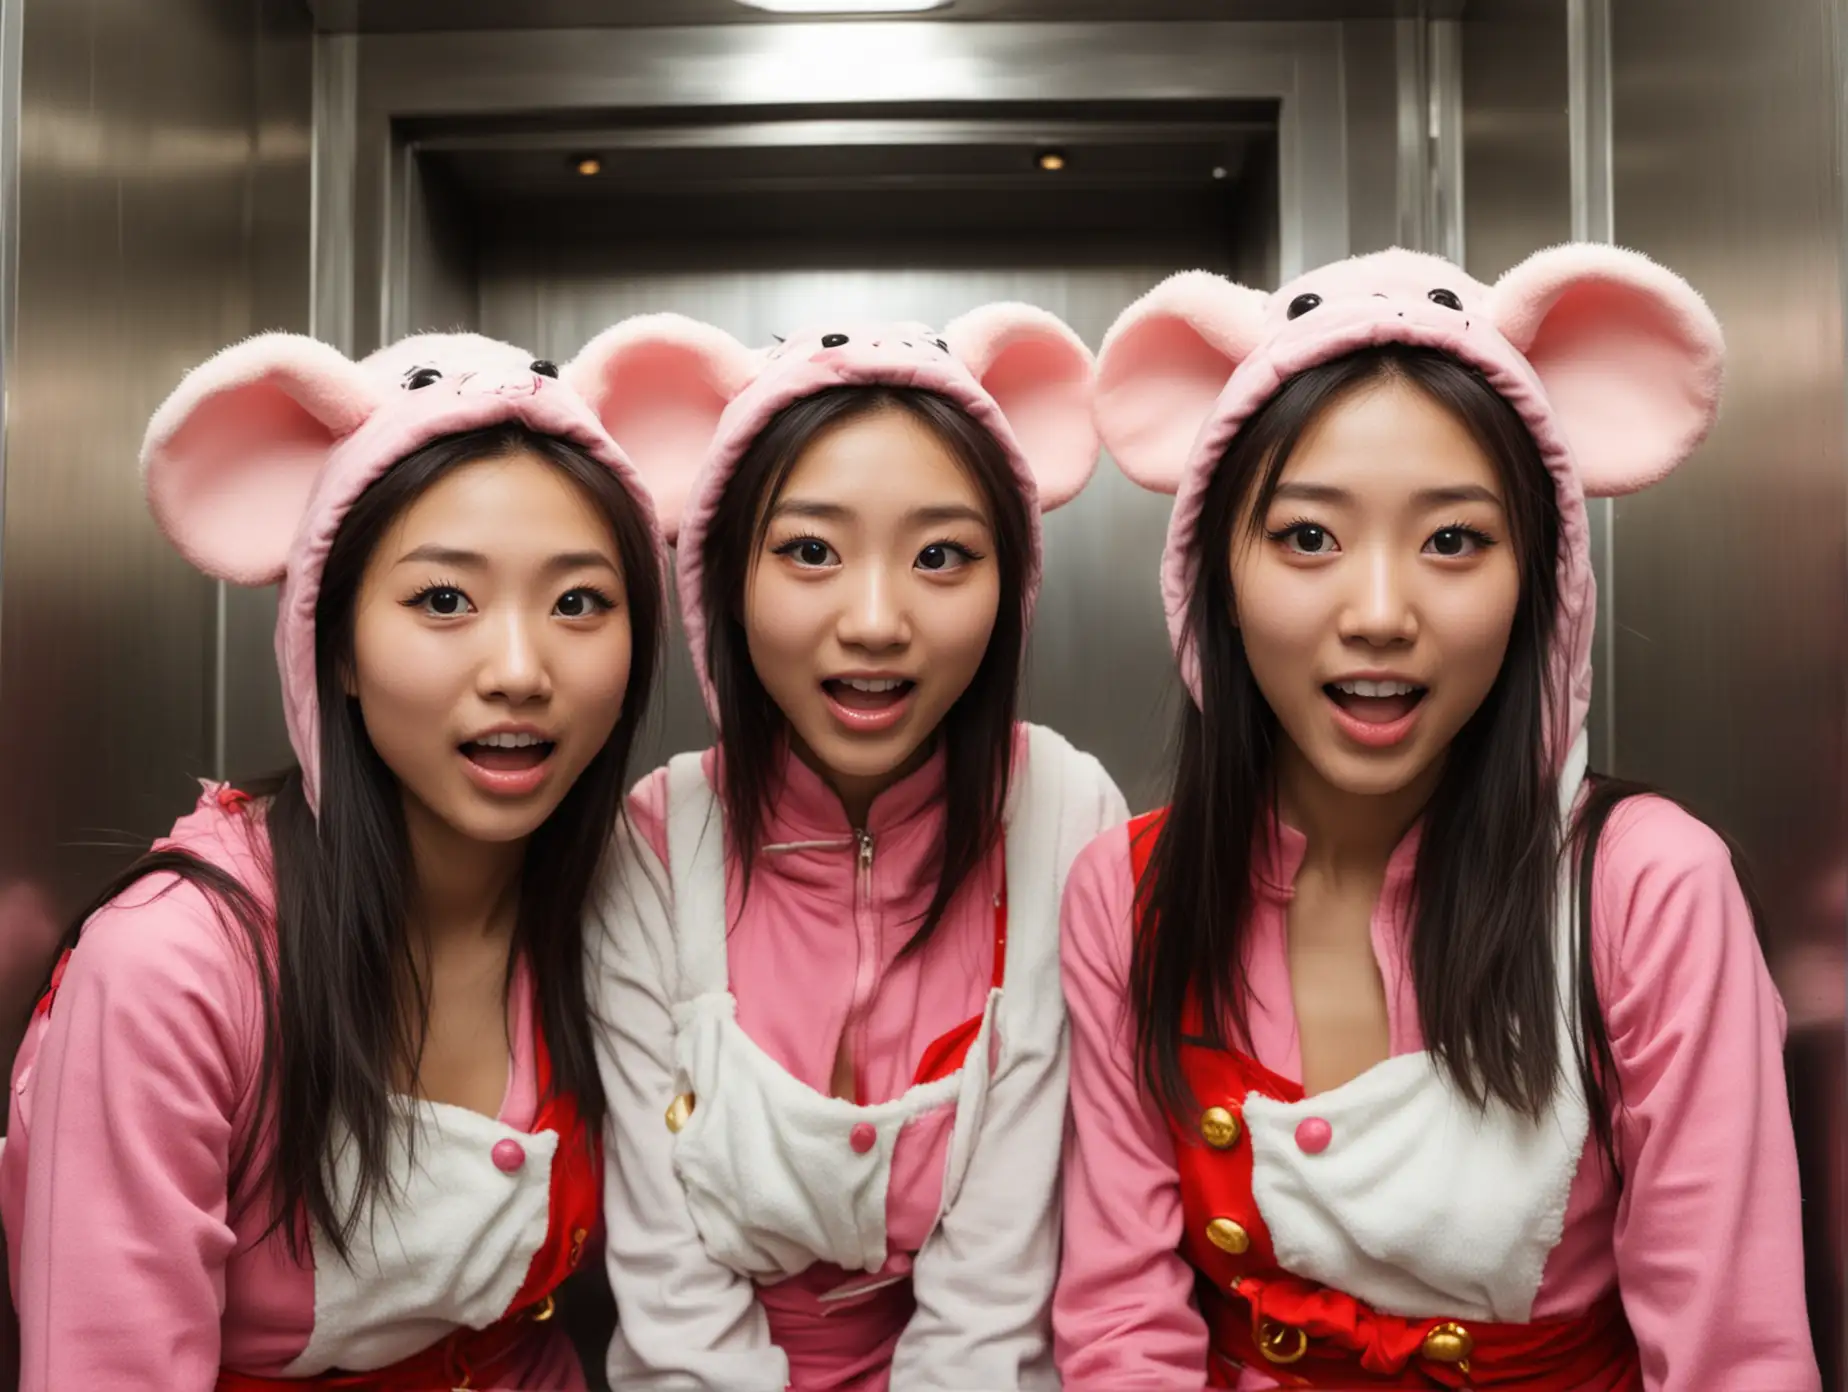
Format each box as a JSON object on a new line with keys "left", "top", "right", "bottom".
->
{"left": 1492, "top": 244, "right": 1724, "bottom": 497}
{"left": 142, "top": 333, "right": 381, "bottom": 584}
{"left": 942, "top": 303, "right": 1099, "bottom": 511}
{"left": 1094, "top": 270, "right": 1271, "bottom": 495}
{"left": 565, "top": 314, "right": 760, "bottom": 544}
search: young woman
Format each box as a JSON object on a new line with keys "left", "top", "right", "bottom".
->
{"left": 568, "top": 309, "right": 1128, "bottom": 1391}
{"left": 1056, "top": 247, "right": 1820, "bottom": 1390}
{"left": 1, "top": 333, "right": 668, "bottom": 1390}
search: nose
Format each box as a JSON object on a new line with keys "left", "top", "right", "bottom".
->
{"left": 477, "top": 608, "right": 553, "bottom": 704}
{"left": 1338, "top": 546, "right": 1419, "bottom": 648}
{"left": 834, "top": 561, "right": 911, "bottom": 653}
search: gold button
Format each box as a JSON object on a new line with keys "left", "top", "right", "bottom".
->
{"left": 1422, "top": 1322, "right": 1473, "bottom": 1363}
{"left": 1205, "top": 1217, "right": 1250, "bottom": 1255}
{"left": 531, "top": 1293, "right": 556, "bottom": 1323}
{"left": 1200, "top": 1106, "right": 1241, "bottom": 1149}
{"left": 1257, "top": 1319, "right": 1308, "bottom": 1364}
{"left": 665, "top": 1092, "right": 696, "bottom": 1133}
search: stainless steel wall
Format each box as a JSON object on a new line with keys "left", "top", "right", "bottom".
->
{"left": 0, "top": 0, "right": 313, "bottom": 1379}
{"left": 1604, "top": 2, "right": 1847, "bottom": 1382}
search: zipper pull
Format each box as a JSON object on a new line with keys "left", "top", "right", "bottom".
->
{"left": 856, "top": 828, "right": 874, "bottom": 869}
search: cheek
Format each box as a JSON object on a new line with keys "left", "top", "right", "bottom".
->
{"left": 1433, "top": 563, "right": 1523, "bottom": 675}
{"left": 1232, "top": 562, "right": 1328, "bottom": 673}
{"left": 560, "top": 620, "right": 636, "bottom": 718}
{"left": 927, "top": 573, "right": 1002, "bottom": 672}
{"left": 350, "top": 604, "right": 454, "bottom": 722}
{"left": 742, "top": 569, "right": 824, "bottom": 686}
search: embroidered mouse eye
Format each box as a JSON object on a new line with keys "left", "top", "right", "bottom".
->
{"left": 821, "top": 333, "right": 849, "bottom": 348}
{"left": 1428, "top": 288, "right": 1463, "bottom": 311}
{"left": 1287, "top": 293, "right": 1322, "bottom": 320}
{"left": 405, "top": 367, "right": 442, "bottom": 390}
{"left": 530, "top": 359, "right": 558, "bottom": 377}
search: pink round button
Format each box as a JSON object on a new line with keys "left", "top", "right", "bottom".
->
{"left": 1295, "top": 1117, "right": 1333, "bottom": 1155}
{"left": 849, "top": 1123, "right": 878, "bottom": 1155}
{"left": 492, "top": 1139, "right": 527, "bottom": 1173}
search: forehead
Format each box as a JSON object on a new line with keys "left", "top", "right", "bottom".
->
{"left": 776, "top": 408, "right": 986, "bottom": 510}
{"left": 1278, "top": 379, "right": 1502, "bottom": 494}
{"left": 384, "top": 451, "right": 614, "bottom": 543}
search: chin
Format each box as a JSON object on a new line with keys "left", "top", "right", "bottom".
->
{"left": 800, "top": 726, "right": 926, "bottom": 786}
{"left": 1304, "top": 744, "right": 1442, "bottom": 801}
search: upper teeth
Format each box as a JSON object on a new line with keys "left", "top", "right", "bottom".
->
{"left": 477, "top": 731, "right": 545, "bottom": 748}
{"left": 1335, "top": 679, "right": 1420, "bottom": 697}
{"left": 842, "top": 677, "right": 905, "bottom": 693}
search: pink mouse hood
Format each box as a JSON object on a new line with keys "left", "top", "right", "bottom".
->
{"left": 141, "top": 331, "right": 669, "bottom": 813}
{"left": 564, "top": 306, "right": 1100, "bottom": 717}
{"left": 1094, "top": 244, "right": 1725, "bottom": 762}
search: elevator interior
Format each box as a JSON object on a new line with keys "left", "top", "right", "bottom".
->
{"left": 0, "top": 0, "right": 1840, "bottom": 1386}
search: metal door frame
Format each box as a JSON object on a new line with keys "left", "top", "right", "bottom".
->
{"left": 310, "top": 19, "right": 1450, "bottom": 355}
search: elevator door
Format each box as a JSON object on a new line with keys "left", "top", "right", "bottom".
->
{"left": 440, "top": 129, "right": 1277, "bottom": 809}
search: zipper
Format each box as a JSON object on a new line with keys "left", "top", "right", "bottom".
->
{"left": 839, "top": 826, "right": 878, "bottom": 1104}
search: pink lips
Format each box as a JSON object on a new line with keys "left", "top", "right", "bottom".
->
{"left": 1325, "top": 690, "right": 1425, "bottom": 749}
{"left": 822, "top": 682, "right": 915, "bottom": 735}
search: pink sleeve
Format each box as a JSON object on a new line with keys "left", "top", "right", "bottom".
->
{"left": 1053, "top": 827, "right": 1209, "bottom": 1390}
{"left": 12, "top": 875, "right": 258, "bottom": 1391}
{"left": 625, "top": 764, "right": 671, "bottom": 864}
{"left": 1596, "top": 799, "right": 1820, "bottom": 1392}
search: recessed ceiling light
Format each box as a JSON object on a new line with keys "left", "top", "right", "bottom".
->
{"left": 732, "top": 0, "right": 952, "bottom": 12}
{"left": 1036, "top": 150, "right": 1067, "bottom": 172}
{"left": 575, "top": 156, "right": 602, "bottom": 177}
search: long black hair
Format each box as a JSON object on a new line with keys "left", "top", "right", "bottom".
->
{"left": 1131, "top": 345, "right": 1760, "bottom": 1181}
{"left": 699, "top": 386, "right": 1033, "bottom": 955}
{"left": 47, "top": 423, "right": 664, "bottom": 1258}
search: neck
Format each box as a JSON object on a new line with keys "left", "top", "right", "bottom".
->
{"left": 788, "top": 731, "right": 935, "bottom": 831}
{"left": 1275, "top": 739, "right": 1438, "bottom": 882}
{"left": 401, "top": 793, "right": 526, "bottom": 947}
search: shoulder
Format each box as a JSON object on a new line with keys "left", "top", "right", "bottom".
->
{"left": 1584, "top": 791, "right": 1764, "bottom": 1013}
{"left": 57, "top": 804, "right": 273, "bottom": 1070}
{"left": 1059, "top": 820, "right": 1142, "bottom": 987}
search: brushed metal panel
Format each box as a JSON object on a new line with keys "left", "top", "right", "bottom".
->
{"left": 1461, "top": 0, "right": 1569, "bottom": 281}
{"left": 1609, "top": 0, "right": 1846, "bottom": 1382}
{"left": 0, "top": 0, "right": 311, "bottom": 1373}
{"left": 479, "top": 209, "right": 1270, "bottom": 811}
{"left": 313, "top": 0, "right": 1467, "bottom": 31}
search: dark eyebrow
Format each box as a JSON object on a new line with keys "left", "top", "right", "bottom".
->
{"left": 768, "top": 498, "right": 851, "bottom": 524}
{"left": 1414, "top": 484, "right": 1503, "bottom": 508}
{"left": 1270, "top": 481, "right": 1504, "bottom": 508}
{"left": 1272, "top": 482, "right": 1350, "bottom": 504}
{"left": 396, "top": 543, "right": 618, "bottom": 574}
{"left": 907, "top": 503, "right": 990, "bottom": 528}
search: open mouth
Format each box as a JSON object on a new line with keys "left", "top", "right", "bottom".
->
{"left": 823, "top": 676, "right": 916, "bottom": 713}
{"left": 1323, "top": 678, "right": 1428, "bottom": 727}
{"left": 460, "top": 730, "right": 557, "bottom": 774}
{"left": 821, "top": 676, "right": 918, "bottom": 733}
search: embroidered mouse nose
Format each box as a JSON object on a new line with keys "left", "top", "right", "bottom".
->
{"left": 850, "top": 1123, "right": 878, "bottom": 1155}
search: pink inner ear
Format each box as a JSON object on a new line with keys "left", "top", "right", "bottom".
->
{"left": 1096, "top": 315, "right": 1241, "bottom": 495}
{"left": 980, "top": 333, "right": 1096, "bottom": 511}
{"left": 574, "top": 339, "right": 739, "bottom": 543}
{"left": 150, "top": 380, "right": 336, "bottom": 585}
{"left": 1524, "top": 280, "right": 1719, "bottom": 497}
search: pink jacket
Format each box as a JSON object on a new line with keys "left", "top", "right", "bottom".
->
{"left": 1054, "top": 802, "right": 1816, "bottom": 1390}
{"left": 0, "top": 792, "right": 584, "bottom": 1390}
{"left": 593, "top": 729, "right": 1127, "bottom": 1391}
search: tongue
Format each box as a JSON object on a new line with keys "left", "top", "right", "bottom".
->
{"left": 1328, "top": 690, "right": 1422, "bottom": 725}
{"left": 828, "top": 682, "right": 905, "bottom": 712}
{"left": 465, "top": 744, "right": 550, "bottom": 771}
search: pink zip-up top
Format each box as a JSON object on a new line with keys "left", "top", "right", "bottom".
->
{"left": 1055, "top": 247, "right": 1819, "bottom": 1390}
{"left": 1, "top": 330, "right": 668, "bottom": 1390}
{"left": 572, "top": 309, "right": 1128, "bottom": 1391}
